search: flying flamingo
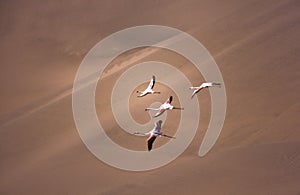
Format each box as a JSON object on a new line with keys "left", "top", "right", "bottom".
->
{"left": 189, "top": 82, "right": 221, "bottom": 99}
{"left": 133, "top": 120, "right": 175, "bottom": 151}
{"left": 145, "top": 96, "right": 184, "bottom": 117}
{"left": 136, "top": 75, "right": 160, "bottom": 97}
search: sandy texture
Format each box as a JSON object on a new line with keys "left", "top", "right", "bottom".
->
{"left": 1, "top": 0, "right": 299, "bottom": 194}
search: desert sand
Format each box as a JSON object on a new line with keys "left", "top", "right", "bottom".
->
{"left": 1, "top": 0, "right": 299, "bottom": 194}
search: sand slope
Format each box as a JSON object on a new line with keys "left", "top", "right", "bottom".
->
{"left": 1, "top": 0, "right": 299, "bottom": 194}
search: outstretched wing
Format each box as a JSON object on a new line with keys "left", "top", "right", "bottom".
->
{"left": 200, "top": 82, "right": 221, "bottom": 89}
{"left": 147, "top": 136, "right": 157, "bottom": 151}
{"left": 165, "top": 96, "right": 173, "bottom": 104}
{"left": 154, "top": 109, "right": 166, "bottom": 117}
{"left": 146, "top": 75, "right": 155, "bottom": 90}
{"left": 154, "top": 120, "right": 162, "bottom": 128}
{"left": 191, "top": 90, "right": 198, "bottom": 99}
{"left": 199, "top": 82, "right": 212, "bottom": 88}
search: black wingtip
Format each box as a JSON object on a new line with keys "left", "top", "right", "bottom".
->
{"left": 147, "top": 136, "right": 156, "bottom": 151}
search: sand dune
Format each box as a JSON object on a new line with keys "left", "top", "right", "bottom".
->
{"left": 1, "top": 0, "right": 299, "bottom": 194}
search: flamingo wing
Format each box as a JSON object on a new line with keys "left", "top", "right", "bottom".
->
{"left": 191, "top": 89, "right": 199, "bottom": 99}
{"left": 147, "top": 136, "right": 157, "bottom": 151}
{"left": 138, "top": 91, "right": 147, "bottom": 97}
{"left": 154, "top": 109, "right": 166, "bottom": 117}
{"left": 154, "top": 120, "right": 162, "bottom": 128}
{"left": 200, "top": 82, "right": 213, "bottom": 88}
{"left": 146, "top": 75, "right": 155, "bottom": 90}
{"left": 165, "top": 96, "right": 173, "bottom": 104}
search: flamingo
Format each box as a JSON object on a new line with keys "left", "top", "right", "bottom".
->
{"left": 133, "top": 120, "right": 175, "bottom": 151}
{"left": 145, "top": 96, "right": 184, "bottom": 117}
{"left": 136, "top": 75, "right": 160, "bottom": 97}
{"left": 189, "top": 82, "right": 221, "bottom": 99}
